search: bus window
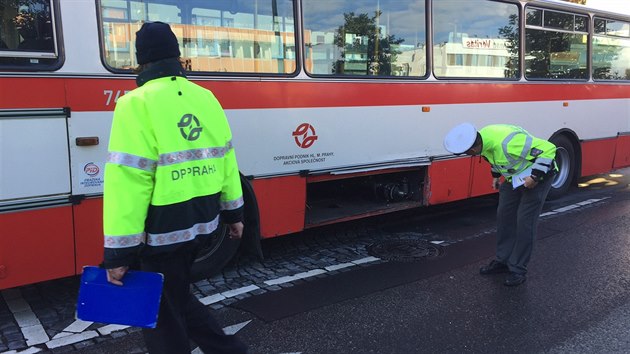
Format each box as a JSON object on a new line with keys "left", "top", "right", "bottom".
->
{"left": 0, "top": 0, "right": 59, "bottom": 69}
{"left": 302, "top": 0, "right": 427, "bottom": 78}
{"left": 525, "top": 8, "right": 588, "bottom": 80}
{"left": 99, "top": 0, "right": 297, "bottom": 75}
{"left": 432, "top": 0, "right": 519, "bottom": 79}
{"left": 593, "top": 18, "right": 630, "bottom": 80}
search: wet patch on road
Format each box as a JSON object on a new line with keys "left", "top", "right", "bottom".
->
{"left": 367, "top": 238, "right": 445, "bottom": 262}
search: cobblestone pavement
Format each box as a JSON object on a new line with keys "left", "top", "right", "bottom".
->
{"left": 0, "top": 191, "right": 608, "bottom": 353}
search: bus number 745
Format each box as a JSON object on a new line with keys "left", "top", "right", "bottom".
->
{"left": 103, "top": 90, "right": 130, "bottom": 106}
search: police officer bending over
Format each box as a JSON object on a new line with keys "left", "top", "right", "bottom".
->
{"left": 444, "top": 123, "right": 557, "bottom": 287}
{"left": 102, "top": 22, "right": 247, "bottom": 353}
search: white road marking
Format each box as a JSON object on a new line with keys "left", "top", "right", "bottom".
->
{"left": 198, "top": 284, "right": 260, "bottom": 305}
{"left": 97, "top": 324, "right": 129, "bottom": 336}
{"left": 45, "top": 331, "right": 99, "bottom": 349}
{"left": 220, "top": 285, "right": 260, "bottom": 298}
{"left": 0, "top": 347, "right": 42, "bottom": 354}
{"left": 47, "top": 314, "right": 94, "bottom": 341}
{"left": 191, "top": 320, "right": 252, "bottom": 354}
{"left": 552, "top": 204, "right": 581, "bottom": 213}
{"left": 0, "top": 319, "right": 253, "bottom": 353}
{"left": 223, "top": 320, "right": 252, "bottom": 335}
{"left": 61, "top": 319, "right": 92, "bottom": 333}
{"left": 540, "top": 198, "right": 607, "bottom": 217}
{"left": 264, "top": 275, "right": 298, "bottom": 286}
{"left": 199, "top": 293, "right": 226, "bottom": 306}
{"left": 324, "top": 262, "right": 355, "bottom": 271}
{"left": 265, "top": 256, "right": 380, "bottom": 286}
{"left": 577, "top": 198, "right": 607, "bottom": 205}
{"left": 1, "top": 289, "right": 49, "bottom": 346}
{"left": 264, "top": 269, "right": 327, "bottom": 286}
{"left": 51, "top": 332, "right": 73, "bottom": 340}
{"left": 351, "top": 256, "right": 380, "bottom": 264}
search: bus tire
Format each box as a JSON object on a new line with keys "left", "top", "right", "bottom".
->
{"left": 191, "top": 224, "right": 241, "bottom": 282}
{"left": 547, "top": 135, "right": 576, "bottom": 200}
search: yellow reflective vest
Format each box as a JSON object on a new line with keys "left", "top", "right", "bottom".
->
{"left": 103, "top": 72, "right": 243, "bottom": 268}
{"left": 479, "top": 125, "right": 557, "bottom": 181}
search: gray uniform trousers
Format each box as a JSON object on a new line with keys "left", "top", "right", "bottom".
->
{"left": 496, "top": 175, "right": 554, "bottom": 275}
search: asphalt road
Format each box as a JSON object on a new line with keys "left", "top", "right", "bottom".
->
{"left": 221, "top": 173, "right": 630, "bottom": 354}
{"left": 3, "top": 170, "right": 630, "bottom": 354}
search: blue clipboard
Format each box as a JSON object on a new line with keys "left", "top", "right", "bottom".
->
{"left": 76, "top": 266, "right": 164, "bottom": 328}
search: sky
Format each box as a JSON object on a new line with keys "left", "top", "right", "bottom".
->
{"left": 585, "top": 0, "right": 630, "bottom": 15}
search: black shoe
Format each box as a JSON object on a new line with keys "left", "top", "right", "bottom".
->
{"left": 479, "top": 260, "right": 509, "bottom": 275}
{"left": 504, "top": 273, "right": 526, "bottom": 287}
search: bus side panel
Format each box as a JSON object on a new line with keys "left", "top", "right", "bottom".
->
{"left": 0, "top": 207, "right": 75, "bottom": 290}
{"left": 425, "top": 158, "right": 472, "bottom": 205}
{"left": 613, "top": 135, "right": 630, "bottom": 169}
{"left": 251, "top": 176, "right": 306, "bottom": 238}
{"left": 73, "top": 198, "right": 104, "bottom": 274}
{"left": 581, "top": 138, "right": 617, "bottom": 177}
{"left": 0, "top": 78, "right": 66, "bottom": 108}
{"left": 469, "top": 157, "right": 496, "bottom": 198}
{"left": 65, "top": 78, "right": 135, "bottom": 112}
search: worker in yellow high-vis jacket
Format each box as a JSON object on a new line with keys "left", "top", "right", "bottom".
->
{"left": 444, "top": 123, "right": 557, "bottom": 287}
{"left": 102, "top": 22, "right": 247, "bottom": 354}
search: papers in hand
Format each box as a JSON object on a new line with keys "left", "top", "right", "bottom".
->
{"left": 76, "top": 266, "right": 164, "bottom": 328}
{"left": 511, "top": 167, "right": 532, "bottom": 189}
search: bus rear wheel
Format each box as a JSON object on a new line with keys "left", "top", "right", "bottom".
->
{"left": 191, "top": 224, "right": 241, "bottom": 282}
{"left": 547, "top": 135, "right": 576, "bottom": 200}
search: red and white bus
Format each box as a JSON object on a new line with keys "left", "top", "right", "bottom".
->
{"left": 1, "top": 0, "right": 629, "bottom": 289}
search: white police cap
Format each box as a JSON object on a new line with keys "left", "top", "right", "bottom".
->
{"left": 443, "top": 123, "right": 477, "bottom": 154}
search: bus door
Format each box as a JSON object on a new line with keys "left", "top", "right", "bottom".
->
{"left": 0, "top": 108, "right": 76, "bottom": 289}
{"left": 68, "top": 109, "right": 113, "bottom": 274}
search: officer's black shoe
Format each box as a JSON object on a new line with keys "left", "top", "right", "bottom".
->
{"left": 504, "top": 272, "right": 526, "bottom": 287}
{"left": 479, "top": 260, "right": 509, "bottom": 275}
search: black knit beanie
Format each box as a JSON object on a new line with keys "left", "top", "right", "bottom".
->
{"left": 135, "top": 21, "right": 181, "bottom": 65}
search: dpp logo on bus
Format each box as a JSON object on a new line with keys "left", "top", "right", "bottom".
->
{"left": 84, "top": 162, "right": 100, "bottom": 177}
{"left": 292, "top": 123, "right": 318, "bottom": 149}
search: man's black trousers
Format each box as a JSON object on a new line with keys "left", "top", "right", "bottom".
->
{"left": 139, "top": 244, "right": 247, "bottom": 354}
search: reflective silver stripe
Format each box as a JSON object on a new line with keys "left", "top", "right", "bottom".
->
{"left": 501, "top": 131, "right": 532, "bottom": 173}
{"left": 108, "top": 141, "right": 233, "bottom": 170}
{"left": 499, "top": 132, "right": 520, "bottom": 175}
{"left": 146, "top": 216, "right": 220, "bottom": 246}
{"left": 159, "top": 141, "right": 234, "bottom": 166}
{"left": 534, "top": 157, "right": 553, "bottom": 165}
{"left": 107, "top": 152, "right": 157, "bottom": 172}
{"left": 104, "top": 233, "right": 145, "bottom": 249}
{"left": 515, "top": 135, "right": 533, "bottom": 172}
{"left": 221, "top": 196, "right": 244, "bottom": 211}
{"left": 532, "top": 157, "right": 553, "bottom": 172}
